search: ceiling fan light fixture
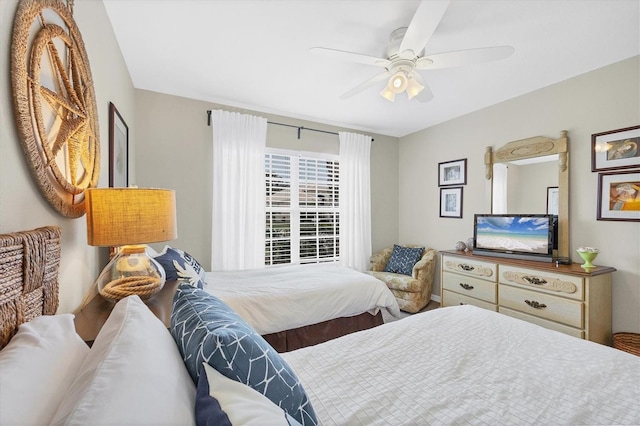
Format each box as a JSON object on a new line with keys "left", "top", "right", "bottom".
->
{"left": 387, "top": 70, "right": 408, "bottom": 93}
{"left": 317, "top": 1, "right": 514, "bottom": 104}
{"left": 406, "top": 76, "right": 425, "bottom": 100}
{"left": 379, "top": 86, "right": 396, "bottom": 102}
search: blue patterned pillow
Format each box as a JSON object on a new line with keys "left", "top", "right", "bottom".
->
{"left": 170, "top": 284, "right": 317, "bottom": 426}
{"left": 383, "top": 245, "right": 424, "bottom": 276}
{"left": 196, "top": 363, "right": 302, "bottom": 426}
{"left": 154, "top": 246, "right": 205, "bottom": 288}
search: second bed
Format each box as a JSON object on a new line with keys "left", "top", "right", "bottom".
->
{"left": 203, "top": 262, "right": 400, "bottom": 351}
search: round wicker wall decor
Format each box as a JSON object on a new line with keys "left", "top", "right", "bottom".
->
{"left": 11, "top": 0, "right": 99, "bottom": 218}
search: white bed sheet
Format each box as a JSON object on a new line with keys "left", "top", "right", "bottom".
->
{"left": 282, "top": 305, "right": 640, "bottom": 426}
{"left": 203, "top": 263, "right": 401, "bottom": 335}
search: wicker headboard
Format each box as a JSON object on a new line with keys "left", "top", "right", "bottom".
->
{"left": 0, "top": 226, "right": 61, "bottom": 349}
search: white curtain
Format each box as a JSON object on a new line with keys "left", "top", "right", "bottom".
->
{"left": 492, "top": 163, "right": 508, "bottom": 214}
{"left": 339, "top": 131, "right": 372, "bottom": 272}
{"left": 211, "top": 110, "right": 267, "bottom": 270}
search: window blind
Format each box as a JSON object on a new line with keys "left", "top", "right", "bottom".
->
{"left": 265, "top": 150, "right": 339, "bottom": 265}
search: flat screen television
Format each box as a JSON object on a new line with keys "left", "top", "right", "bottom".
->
{"left": 473, "top": 214, "right": 555, "bottom": 262}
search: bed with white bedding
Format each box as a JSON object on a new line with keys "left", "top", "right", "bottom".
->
{"left": 203, "top": 262, "right": 401, "bottom": 351}
{"left": 282, "top": 304, "right": 640, "bottom": 425}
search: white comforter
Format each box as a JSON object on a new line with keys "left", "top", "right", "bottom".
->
{"left": 203, "top": 263, "right": 400, "bottom": 335}
{"left": 282, "top": 305, "right": 640, "bottom": 426}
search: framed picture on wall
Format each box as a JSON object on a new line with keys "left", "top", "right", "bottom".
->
{"left": 591, "top": 125, "right": 640, "bottom": 172}
{"left": 109, "top": 102, "right": 129, "bottom": 187}
{"left": 438, "top": 158, "right": 467, "bottom": 186}
{"left": 597, "top": 170, "right": 640, "bottom": 221}
{"left": 440, "top": 187, "right": 463, "bottom": 218}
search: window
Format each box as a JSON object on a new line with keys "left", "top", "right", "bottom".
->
{"left": 265, "top": 149, "right": 339, "bottom": 265}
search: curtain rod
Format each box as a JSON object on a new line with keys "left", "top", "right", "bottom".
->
{"left": 267, "top": 121, "right": 339, "bottom": 140}
{"left": 206, "top": 110, "right": 373, "bottom": 141}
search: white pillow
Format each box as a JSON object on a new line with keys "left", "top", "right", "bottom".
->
{"left": 0, "top": 314, "right": 89, "bottom": 426}
{"left": 197, "top": 363, "right": 302, "bottom": 426}
{"left": 50, "top": 295, "right": 196, "bottom": 425}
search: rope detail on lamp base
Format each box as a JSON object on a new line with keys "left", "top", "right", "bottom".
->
{"left": 100, "top": 276, "right": 163, "bottom": 302}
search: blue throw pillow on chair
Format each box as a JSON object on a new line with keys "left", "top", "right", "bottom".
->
{"left": 384, "top": 245, "right": 424, "bottom": 276}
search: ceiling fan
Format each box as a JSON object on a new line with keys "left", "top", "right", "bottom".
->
{"left": 310, "top": 0, "right": 514, "bottom": 102}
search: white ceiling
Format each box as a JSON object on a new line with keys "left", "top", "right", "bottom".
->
{"left": 103, "top": 0, "right": 639, "bottom": 138}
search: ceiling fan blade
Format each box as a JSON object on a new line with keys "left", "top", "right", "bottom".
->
{"left": 399, "top": 0, "right": 450, "bottom": 58}
{"left": 417, "top": 46, "right": 515, "bottom": 70}
{"left": 310, "top": 47, "right": 390, "bottom": 68}
{"left": 411, "top": 72, "right": 434, "bottom": 102}
{"left": 340, "top": 71, "right": 390, "bottom": 100}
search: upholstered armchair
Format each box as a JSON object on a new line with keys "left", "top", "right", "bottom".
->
{"left": 365, "top": 245, "right": 437, "bottom": 313}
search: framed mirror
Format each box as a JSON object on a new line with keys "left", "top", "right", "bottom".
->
{"left": 484, "top": 131, "right": 569, "bottom": 259}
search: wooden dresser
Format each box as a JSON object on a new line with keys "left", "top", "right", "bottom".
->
{"left": 440, "top": 250, "right": 616, "bottom": 345}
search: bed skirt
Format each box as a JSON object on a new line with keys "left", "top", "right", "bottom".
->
{"left": 263, "top": 311, "right": 384, "bottom": 352}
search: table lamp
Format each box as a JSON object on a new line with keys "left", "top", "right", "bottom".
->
{"left": 85, "top": 187, "right": 177, "bottom": 303}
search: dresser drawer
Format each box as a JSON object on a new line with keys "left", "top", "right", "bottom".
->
{"left": 499, "top": 265, "right": 584, "bottom": 301}
{"left": 499, "top": 307, "right": 584, "bottom": 339}
{"left": 442, "top": 256, "right": 497, "bottom": 282}
{"left": 442, "top": 271, "right": 497, "bottom": 303}
{"left": 442, "top": 290, "right": 497, "bottom": 312}
{"left": 499, "top": 284, "right": 583, "bottom": 328}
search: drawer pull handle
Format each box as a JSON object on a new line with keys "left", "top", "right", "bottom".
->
{"left": 525, "top": 299, "right": 547, "bottom": 309}
{"left": 523, "top": 276, "right": 547, "bottom": 285}
{"left": 459, "top": 263, "right": 475, "bottom": 271}
{"left": 459, "top": 283, "right": 474, "bottom": 290}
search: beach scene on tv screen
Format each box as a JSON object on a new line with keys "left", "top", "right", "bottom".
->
{"left": 476, "top": 216, "right": 550, "bottom": 254}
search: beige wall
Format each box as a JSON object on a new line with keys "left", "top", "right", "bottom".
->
{"left": 399, "top": 56, "right": 640, "bottom": 333}
{"left": 0, "top": 0, "right": 135, "bottom": 313}
{"left": 134, "top": 90, "right": 400, "bottom": 270}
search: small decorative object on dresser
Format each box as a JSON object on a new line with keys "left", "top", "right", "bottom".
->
{"left": 466, "top": 237, "right": 474, "bottom": 251}
{"left": 455, "top": 241, "right": 466, "bottom": 251}
{"left": 576, "top": 246, "right": 599, "bottom": 269}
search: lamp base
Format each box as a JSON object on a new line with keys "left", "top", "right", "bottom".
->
{"left": 96, "top": 245, "right": 165, "bottom": 303}
{"left": 100, "top": 275, "right": 164, "bottom": 302}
